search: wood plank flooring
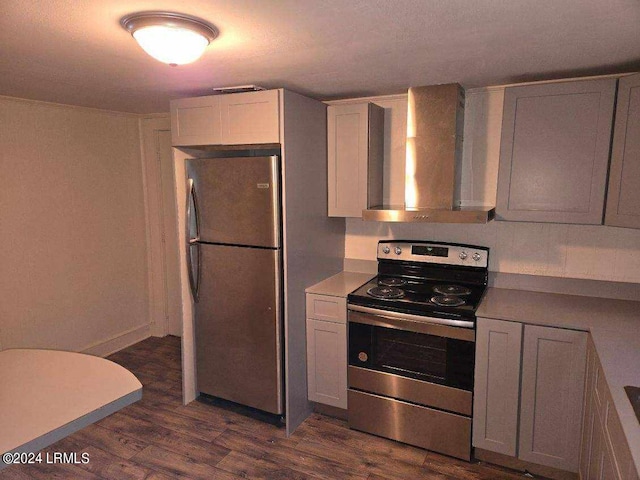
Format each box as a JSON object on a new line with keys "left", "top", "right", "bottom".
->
{"left": 1, "top": 336, "right": 530, "bottom": 479}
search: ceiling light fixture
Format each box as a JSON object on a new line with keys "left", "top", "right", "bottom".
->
{"left": 121, "top": 12, "right": 218, "bottom": 66}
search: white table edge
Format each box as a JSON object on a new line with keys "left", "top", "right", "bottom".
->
{"left": 0, "top": 388, "right": 141, "bottom": 470}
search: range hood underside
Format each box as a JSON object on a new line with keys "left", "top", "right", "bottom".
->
{"left": 362, "top": 205, "right": 495, "bottom": 223}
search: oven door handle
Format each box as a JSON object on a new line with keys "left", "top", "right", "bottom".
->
{"left": 348, "top": 304, "right": 475, "bottom": 342}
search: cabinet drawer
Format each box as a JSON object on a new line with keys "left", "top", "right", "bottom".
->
{"left": 348, "top": 389, "right": 471, "bottom": 461}
{"left": 306, "top": 294, "right": 346, "bottom": 323}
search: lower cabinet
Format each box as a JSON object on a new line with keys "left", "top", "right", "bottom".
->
{"left": 580, "top": 337, "right": 639, "bottom": 480}
{"left": 305, "top": 293, "right": 347, "bottom": 409}
{"left": 519, "top": 325, "right": 587, "bottom": 471}
{"left": 473, "top": 318, "right": 522, "bottom": 456}
{"left": 474, "top": 317, "right": 587, "bottom": 475}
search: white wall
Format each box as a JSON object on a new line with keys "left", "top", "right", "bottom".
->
{"left": 0, "top": 96, "right": 151, "bottom": 354}
{"left": 339, "top": 88, "right": 640, "bottom": 284}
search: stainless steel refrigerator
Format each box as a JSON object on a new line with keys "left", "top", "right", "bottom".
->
{"left": 186, "top": 155, "right": 283, "bottom": 415}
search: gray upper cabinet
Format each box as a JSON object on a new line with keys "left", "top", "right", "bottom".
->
{"left": 327, "top": 103, "right": 384, "bottom": 217}
{"left": 497, "top": 79, "right": 616, "bottom": 224}
{"left": 605, "top": 73, "right": 640, "bottom": 229}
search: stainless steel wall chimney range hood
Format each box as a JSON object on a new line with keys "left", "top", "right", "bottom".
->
{"left": 362, "top": 84, "right": 495, "bottom": 223}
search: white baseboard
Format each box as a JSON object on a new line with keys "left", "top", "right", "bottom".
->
{"left": 81, "top": 323, "right": 151, "bottom": 358}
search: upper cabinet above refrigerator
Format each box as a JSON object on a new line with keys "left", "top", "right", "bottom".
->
{"left": 170, "top": 90, "right": 280, "bottom": 147}
{"left": 496, "top": 78, "right": 616, "bottom": 224}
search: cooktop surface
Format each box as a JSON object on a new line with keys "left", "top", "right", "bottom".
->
{"left": 348, "top": 275, "right": 486, "bottom": 319}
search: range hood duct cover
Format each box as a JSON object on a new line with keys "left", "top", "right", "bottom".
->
{"left": 363, "top": 83, "right": 495, "bottom": 223}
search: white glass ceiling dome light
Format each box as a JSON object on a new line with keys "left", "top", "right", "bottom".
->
{"left": 121, "top": 12, "right": 218, "bottom": 66}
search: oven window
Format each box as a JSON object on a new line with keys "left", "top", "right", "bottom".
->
{"left": 349, "top": 322, "right": 475, "bottom": 391}
{"left": 375, "top": 329, "right": 447, "bottom": 381}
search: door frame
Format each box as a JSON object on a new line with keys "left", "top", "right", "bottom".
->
{"left": 140, "top": 115, "right": 182, "bottom": 337}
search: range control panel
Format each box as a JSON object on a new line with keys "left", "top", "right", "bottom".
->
{"left": 377, "top": 241, "right": 489, "bottom": 268}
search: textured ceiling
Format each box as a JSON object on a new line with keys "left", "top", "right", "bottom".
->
{"left": 1, "top": 0, "right": 639, "bottom": 113}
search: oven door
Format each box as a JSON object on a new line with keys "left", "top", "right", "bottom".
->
{"left": 348, "top": 307, "right": 475, "bottom": 392}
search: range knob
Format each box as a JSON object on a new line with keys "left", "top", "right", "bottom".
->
{"left": 394, "top": 247, "right": 402, "bottom": 255}
{"left": 459, "top": 251, "right": 468, "bottom": 260}
{"left": 382, "top": 246, "right": 390, "bottom": 254}
{"left": 473, "top": 252, "right": 482, "bottom": 262}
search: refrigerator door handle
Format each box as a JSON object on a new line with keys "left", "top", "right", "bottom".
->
{"left": 186, "top": 178, "right": 200, "bottom": 302}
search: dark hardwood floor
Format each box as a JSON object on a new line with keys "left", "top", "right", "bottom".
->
{"left": 1, "top": 336, "right": 529, "bottom": 480}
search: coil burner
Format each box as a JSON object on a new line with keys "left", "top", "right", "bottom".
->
{"left": 433, "top": 285, "right": 471, "bottom": 296}
{"left": 430, "top": 295, "right": 465, "bottom": 307}
{"left": 367, "top": 286, "right": 405, "bottom": 299}
{"left": 378, "top": 277, "right": 407, "bottom": 287}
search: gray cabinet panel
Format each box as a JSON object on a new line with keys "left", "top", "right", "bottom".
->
{"left": 519, "top": 325, "right": 587, "bottom": 472}
{"left": 606, "top": 73, "right": 640, "bottom": 229}
{"left": 473, "top": 318, "right": 523, "bottom": 456}
{"left": 497, "top": 79, "right": 616, "bottom": 224}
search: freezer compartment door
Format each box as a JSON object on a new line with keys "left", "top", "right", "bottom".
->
{"left": 186, "top": 156, "right": 280, "bottom": 248}
{"left": 195, "top": 243, "right": 283, "bottom": 414}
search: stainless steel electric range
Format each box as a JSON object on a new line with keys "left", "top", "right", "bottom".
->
{"left": 347, "top": 240, "right": 489, "bottom": 461}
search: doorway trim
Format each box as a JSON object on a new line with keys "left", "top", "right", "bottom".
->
{"left": 139, "top": 115, "right": 181, "bottom": 337}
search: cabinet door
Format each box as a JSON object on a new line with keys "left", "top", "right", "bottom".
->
{"left": 170, "top": 96, "right": 222, "bottom": 146}
{"left": 606, "top": 73, "right": 640, "bottom": 229}
{"left": 580, "top": 338, "right": 599, "bottom": 480}
{"left": 519, "top": 325, "right": 587, "bottom": 472}
{"left": 306, "top": 318, "right": 347, "bottom": 409}
{"left": 587, "top": 408, "right": 606, "bottom": 480}
{"left": 497, "top": 79, "right": 616, "bottom": 224}
{"left": 473, "top": 317, "right": 523, "bottom": 456}
{"left": 600, "top": 436, "right": 622, "bottom": 480}
{"left": 219, "top": 90, "right": 280, "bottom": 145}
{"left": 327, "top": 103, "right": 384, "bottom": 217}
{"left": 605, "top": 398, "right": 636, "bottom": 480}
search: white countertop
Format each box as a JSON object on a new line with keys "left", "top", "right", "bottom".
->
{"left": 305, "top": 271, "right": 374, "bottom": 298}
{"left": 0, "top": 349, "right": 142, "bottom": 459}
{"left": 478, "top": 287, "right": 640, "bottom": 472}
